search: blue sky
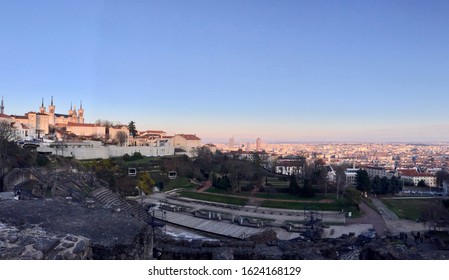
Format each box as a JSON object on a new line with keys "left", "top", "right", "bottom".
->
{"left": 1, "top": 0, "right": 449, "bottom": 143}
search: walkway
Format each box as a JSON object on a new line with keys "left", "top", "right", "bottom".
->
{"left": 371, "top": 197, "right": 427, "bottom": 235}
{"left": 347, "top": 201, "right": 387, "bottom": 235}
{"left": 142, "top": 192, "right": 375, "bottom": 240}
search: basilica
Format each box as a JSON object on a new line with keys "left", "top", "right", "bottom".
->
{"left": 9, "top": 97, "right": 85, "bottom": 138}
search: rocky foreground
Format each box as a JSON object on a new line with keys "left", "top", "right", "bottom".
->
{"left": 153, "top": 228, "right": 449, "bottom": 260}
{"left": 0, "top": 199, "right": 152, "bottom": 260}
{"left": 1, "top": 197, "right": 449, "bottom": 260}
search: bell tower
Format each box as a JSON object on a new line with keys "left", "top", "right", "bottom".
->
{"left": 48, "top": 96, "right": 55, "bottom": 125}
{"left": 78, "top": 101, "right": 84, "bottom": 123}
{"left": 0, "top": 96, "right": 4, "bottom": 114}
{"left": 39, "top": 98, "right": 46, "bottom": 114}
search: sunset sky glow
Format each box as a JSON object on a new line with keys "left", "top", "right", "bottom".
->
{"left": 1, "top": 0, "right": 449, "bottom": 143}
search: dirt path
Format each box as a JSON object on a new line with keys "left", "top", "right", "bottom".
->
{"left": 347, "top": 201, "right": 388, "bottom": 235}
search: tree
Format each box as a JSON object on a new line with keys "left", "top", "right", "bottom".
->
{"left": 333, "top": 164, "right": 349, "bottom": 199}
{"left": 0, "top": 120, "right": 17, "bottom": 174}
{"left": 355, "top": 169, "right": 371, "bottom": 193}
{"left": 380, "top": 176, "right": 391, "bottom": 195}
{"left": 115, "top": 131, "right": 128, "bottom": 146}
{"left": 372, "top": 175, "right": 382, "bottom": 195}
{"left": 300, "top": 178, "right": 315, "bottom": 198}
{"left": 137, "top": 171, "right": 155, "bottom": 195}
{"left": 312, "top": 159, "right": 329, "bottom": 197}
{"left": 390, "top": 176, "right": 402, "bottom": 194}
{"left": 53, "top": 128, "right": 73, "bottom": 157}
{"left": 251, "top": 152, "right": 265, "bottom": 188}
{"left": 194, "top": 147, "right": 213, "bottom": 178}
{"left": 418, "top": 179, "right": 428, "bottom": 188}
{"left": 421, "top": 200, "right": 449, "bottom": 231}
{"left": 223, "top": 159, "right": 251, "bottom": 193}
{"left": 344, "top": 187, "right": 362, "bottom": 207}
{"left": 92, "top": 159, "right": 118, "bottom": 189}
{"left": 289, "top": 174, "right": 300, "bottom": 195}
{"left": 436, "top": 170, "right": 449, "bottom": 187}
{"left": 128, "top": 121, "right": 137, "bottom": 137}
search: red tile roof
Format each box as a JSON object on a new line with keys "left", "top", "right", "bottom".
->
{"left": 399, "top": 170, "right": 434, "bottom": 177}
{"left": 67, "top": 122, "right": 101, "bottom": 127}
{"left": 178, "top": 134, "right": 201, "bottom": 141}
{"left": 13, "top": 115, "right": 28, "bottom": 119}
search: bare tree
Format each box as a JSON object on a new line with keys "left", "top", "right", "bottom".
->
{"left": 223, "top": 159, "right": 251, "bottom": 193}
{"left": 333, "top": 164, "right": 350, "bottom": 199}
{"left": 115, "top": 131, "right": 128, "bottom": 146}
{"left": 0, "top": 120, "right": 17, "bottom": 174}
{"left": 53, "top": 128, "right": 72, "bottom": 157}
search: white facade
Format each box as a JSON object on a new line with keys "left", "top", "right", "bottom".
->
{"left": 345, "top": 168, "right": 359, "bottom": 187}
{"left": 37, "top": 141, "right": 175, "bottom": 160}
{"left": 401, "top": 174, "right": 437, "bottom": 187}
{"left": 172, "top": 134, "right": 201, "bottom": 156}
{"left": 365, "top": 166, "right": 387, "bottom": 178}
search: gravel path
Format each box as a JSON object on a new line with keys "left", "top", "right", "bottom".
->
{"left": 347, "top": 201, "right": 387, "bottom": 235}
{"left": 371, "top": 198, "right": 399, "bottom": 220}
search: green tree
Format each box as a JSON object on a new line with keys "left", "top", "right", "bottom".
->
{"left": 418, "top": 179, "right": 427, "bottom": 188}
{"left": 344, "top": 187, "right": 362, "bottom": 206}
{"left": 92, "top": 159, "right": 118, "bottom": 189}
{"left": 137, "top": 172, "right": 155, "bottom": 195}
{"left": 300, "top": 178, "right": 315, "bottom": 198}
{"left": 251, "top": 152, "right": 264, "bottom": 187}
{"left": 355, "top": 169, "right": 371, "bottom": 193}
{"left": 194, "top": 146, "right": 213, "bottom": 179}
{"left": 289, "top": 174, "right": 300, "bottom": 195}
{"left": 128, "top": 121, "right": 137, "bottom": 137}
{"left": 390, "top": 176, "right": 402, "bottom": 194}
{"left": 372, "top": 175, "right": 382, "bottom": 195}
{"left": 381, "top": 176, "right": 391, "bottom": 195}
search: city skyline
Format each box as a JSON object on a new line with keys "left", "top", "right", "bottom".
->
{"left": 2, "top": 1, "right": 449, "bottom": 143}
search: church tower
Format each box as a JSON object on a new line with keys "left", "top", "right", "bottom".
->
{"left": 48, "top": 96, "right": 55, "bottom": 125}
{"left": 73, "top": 104, "right": 78, "bottom": 123}
{"left": 0, "top": 96, "right": 4, "bottom": 114}
{"left": 39, "top": 98, "right": 46, "bottom": 114}
{"left": 68, "top": 102, "right": 74, "bottom": 123}
{"left": 78, "top": 101, "right": 84, "bottom": 123}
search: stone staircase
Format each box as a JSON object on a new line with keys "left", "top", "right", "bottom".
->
{"left": 89, "top": 187, "right": 151, "bottom": 223}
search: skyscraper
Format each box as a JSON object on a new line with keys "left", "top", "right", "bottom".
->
{"left": 256, "top": 137, "right": 262, "bottom": 151}
{"left": 229, "top": 137, "right": 235, "bottom": 149}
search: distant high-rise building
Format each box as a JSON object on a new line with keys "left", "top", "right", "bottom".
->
{"left": 256, "top": 137, "right": 262, "bottom": 151}
{"left": 229, "top": 137, "right": 235, "bottom": 149}
{"left": 0, "top": 96, "right": 4, "bottom": 114}
{"left": 246, "top": 142, "right": 250, "bottom": 152}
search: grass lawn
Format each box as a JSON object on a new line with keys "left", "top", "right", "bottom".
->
{"left": 255, "top": 192, "right": 337, "bottom": 201}
{"left": 164, "top": 177, "right": 197, "bottom": 191}
{"left": 381, "top": 198, "right": 438, "bottom": 220}
{"left": 260, "top": 199, "right": 359, "bottom": 214}
{"left": 179, "top": 191, "right": 249, "bottom": 206}
{"left": 205, "top": 188, "right": 252, "bottom": 197}
{"left": 266, "top": 177, "right": 290, "bottom": 188}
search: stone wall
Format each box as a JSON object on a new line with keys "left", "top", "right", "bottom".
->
{"left": 3, "top": 169, "right": 36, "bottom": 192}
{"left": 0, "top": 199, "right": 153, "bottom": 260}
{"left": 37, "top": 144, "right": 175, "bottom": 160}
{"left": 0, "top": 223, "right": 92, "bottom": 260}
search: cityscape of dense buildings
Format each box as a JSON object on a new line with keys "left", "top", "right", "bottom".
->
{"left": 1, "top": 97, "right": 449, "bottom": 188}
{"left": 216, "top": 138, "right": 449, "bottom": 188}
